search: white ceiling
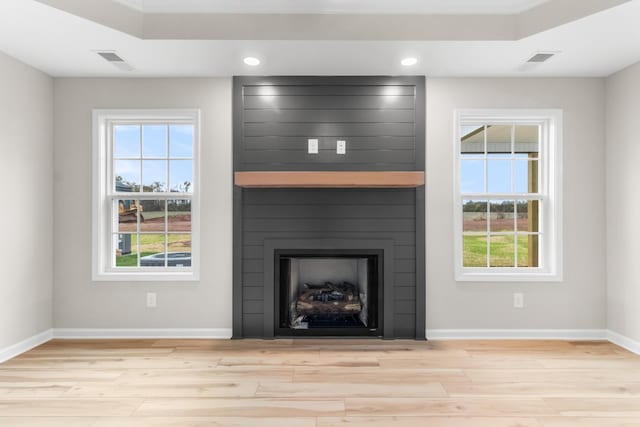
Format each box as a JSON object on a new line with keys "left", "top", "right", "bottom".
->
{"left": 112, "top": 0, "right": 550, "bottom": 15}
{"left": 0, "top": 0, "right": 639, "bottom": 78}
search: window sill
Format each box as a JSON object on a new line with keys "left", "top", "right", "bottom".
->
{"left": 93, "top": 271, "right": 199, "bottom": 282}
{"left": 455, "top": 270, "right": 562, "bottom": 282}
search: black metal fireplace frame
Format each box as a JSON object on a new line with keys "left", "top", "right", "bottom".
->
{"left": 262, "top": 238, "right": 395, "bottom": 339}
{"left": 274, "top": 249, "right": 384, "bottom": 337}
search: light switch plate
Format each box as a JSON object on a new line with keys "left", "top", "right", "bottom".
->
{"left": 308, "top": 139, "right": 319, "bottom": 154}
{"left": 513, "top": 292, "right": 524, "bottom": 309}
{"left": 146, "top": 292, "right": 157, "bottom": 308}
{"left": 337, "top": 140, "right": 346, "bottom": 155}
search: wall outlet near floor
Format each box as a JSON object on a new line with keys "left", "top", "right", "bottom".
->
{"left": 146, "top": 292, "right": 157, "bottom": 308}
{"left": 308, "top": 138, "right": 319, "bottom": 154}
{"left": 513, "top": 292, "right": 524, "bottom": 309}
{"left": 337, "top": 140, "right": 346, "bottom": 154}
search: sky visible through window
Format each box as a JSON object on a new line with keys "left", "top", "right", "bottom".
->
{"left": 460, "top": 124, "right": 536, "bottom": 194}
{"left": 461, "top": 155, "right": 530, "bottom": 194}
{"left": 114, "top": 124, "right": 193, "bottom": 193}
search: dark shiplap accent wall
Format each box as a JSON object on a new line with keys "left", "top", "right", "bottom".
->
{"left": 233, "top": 76, "right": 426, "bottom": 339}
{"left": 235, "top": 76, "right": 424, "bottom": 172}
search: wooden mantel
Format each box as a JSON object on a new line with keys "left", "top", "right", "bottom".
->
{"left": 234, "top": 171, "right": 425, "bottom": 188}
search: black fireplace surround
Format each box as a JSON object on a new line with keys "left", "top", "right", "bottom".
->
{"left": 263, "top": 239, "right": 395, "bottom": 338}
{"left": 233, "top": 76, "right": 425, "bottom": 339}
{"left": 276, "top": 250, "right": 383, "bottom": 336}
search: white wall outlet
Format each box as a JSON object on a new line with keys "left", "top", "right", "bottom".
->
{"left": 513, "top": 292, "right": 524, "bottom": 309}
{"left": 146, "top": 292, "right": 157, "bottom": 308}
{"left": 307, "top": 138, "right": 319, "bottom": 154}
{"left": 337, "top": 140, "right": 346, "bottom": 155}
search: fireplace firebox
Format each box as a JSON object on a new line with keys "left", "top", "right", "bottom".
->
{"left": 275, "top": 250, "right": 383, "bottom": 337}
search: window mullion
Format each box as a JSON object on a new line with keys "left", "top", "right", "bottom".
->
{"left": 109, "top": 195, "right": 116, "bottom": 270}
{"left": 165, "top": 199, "right": 168, "bottom": 268}
{"left": 510, "top": 124, "right": 515, "bottom": 193}
{"left": 486, "top": 200, "right": 490, "bottom": 268}
{"left": 460, "top": 193, "right": 542, "bottom": 200}
{"left": 139, "top": 125, "right": 143, "bottom": 193}
{"left": 136, "top": 197, "right": 141, "bottom": 268}
{"left": 166, "top": 124, "right": 171, "bottom": 193}
{"left": 483, "top": 125, "right": 488, "bottom": 193}
{"left": 514, "top": 200, "right": 519, "bottom": 267}
{"left": 109, "top": 122, "right": 114, "bottom": 195}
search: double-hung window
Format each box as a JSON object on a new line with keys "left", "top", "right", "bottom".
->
{"left": 454, "top": 109, "right": 562, "bottom": 281}
{"left": 93, "top": 110, "right": 200, "bottom": 281}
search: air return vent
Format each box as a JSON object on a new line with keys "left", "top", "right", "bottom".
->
{"left": 527, "top": 52, "right": 557, "bottom": 63}
{"left": 97, "top": 51, "right": 124, "bottom": 62}
{"left": 95, "top": 51, "right": 134, "bottom": 71}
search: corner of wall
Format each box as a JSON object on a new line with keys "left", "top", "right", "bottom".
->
{"left": 0, "top": 51, "right": 54, "bottom": 351}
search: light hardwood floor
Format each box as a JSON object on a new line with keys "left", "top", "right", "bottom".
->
{"left": 1, "top": 339, "right": 639, "bottom": 426}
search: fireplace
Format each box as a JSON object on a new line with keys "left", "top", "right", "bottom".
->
{"left": 275, "top": 250, "right": 383, "bottom": 336}
{"left": 232, "top": 76, "right": 426, "bottom": 339}
{"left": 260, "top": 238, "right": 395, "bottom": 338}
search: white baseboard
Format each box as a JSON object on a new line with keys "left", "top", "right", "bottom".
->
{"left": 426, "top": 328, "right": 607, "bottom": 340}
{"left": 52, "top": 328, "right": 233, "bottom": 339}
{"left": 606, "top": 330, "right": 640, "bottom": 355}
{"left": 0, "top": 329, "right": 53, "bottom": 364}
{"left": 2, "top": 327, "right": 636, "bottom": 364}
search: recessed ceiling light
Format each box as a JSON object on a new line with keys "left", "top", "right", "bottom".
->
{"left": 244, "top": 57, "right": 260, "bottom": 66}
{"left": 401, "top": 57, "right": 418, "bottom": 66}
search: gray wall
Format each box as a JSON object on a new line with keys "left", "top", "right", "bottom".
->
{"left": 53, "top": 78, "right": 232, "bottom": 330}
{"left": 50, "top": 76, "right": 608, "bottom": 336}
{"left": 426, "top": 78, "right": 607, "bottom": 332}
{"left": 605, "top": 62, "right": 640, "bottom": 343}
{"left": 0, "top": 51, "right": 53, "bottom": 350}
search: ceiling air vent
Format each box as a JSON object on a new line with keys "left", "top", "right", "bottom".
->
{"left": 97, "top": 51, "right": 124, "bottom": 62}
{"left": 95, "top": 51, "right": 134, "bottom": 71}
{"left": 527, "top": 52, "right": 557, "bottom": 63}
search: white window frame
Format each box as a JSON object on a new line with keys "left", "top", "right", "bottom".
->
{"left": 92, "top": 109, "right": 201, "bottom": 281}
{"left": 453, "top": 109, "right": 562, "bottom": 282}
